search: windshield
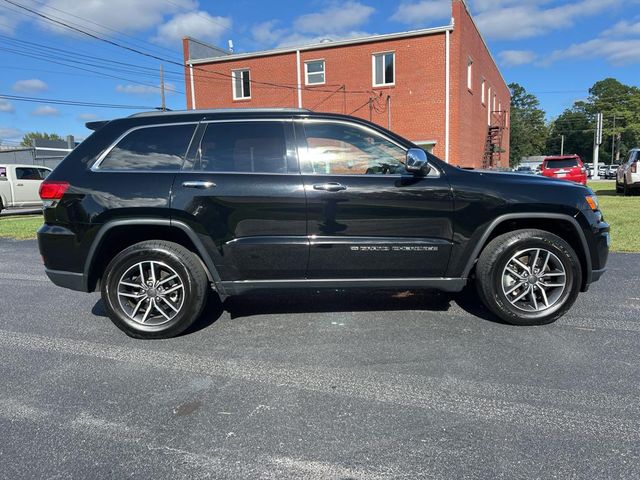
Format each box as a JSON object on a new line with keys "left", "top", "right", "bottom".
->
{"left": 545, "top": 159, "right": 579, "bottom": 169}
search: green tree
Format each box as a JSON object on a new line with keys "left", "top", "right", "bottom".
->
{"left": 508, "top": 83, "right": 548, "bottom": 167}
{"left": 546, "top": 103, "right": 594, "bottom": 162}
{"left": 20, "top": 132, "right": 63, "bottom": 147}
{"left": 586, "top": 78, "right": 640, "bottom": 164}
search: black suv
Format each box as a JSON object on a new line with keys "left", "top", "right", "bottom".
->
{"left": 38, "top": 109, "right": 609, "bottom": 338}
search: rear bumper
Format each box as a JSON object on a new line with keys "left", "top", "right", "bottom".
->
{"left": 38, "top": 223, "right": 90, "bottom": 292}
{"left": 44, "top": 269, "right": 88, "bottom": 292}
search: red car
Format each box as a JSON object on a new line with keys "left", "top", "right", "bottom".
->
{"left": 541, "top": 155, "right": 587, "bottom": 185}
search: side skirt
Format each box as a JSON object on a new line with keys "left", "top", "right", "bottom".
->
{"left": 221, "top": 278, "right": 468, "bottom": 295}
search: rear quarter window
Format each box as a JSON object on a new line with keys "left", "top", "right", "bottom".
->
{"left": 98, "top": 124, "right": 196, "bottom": 171}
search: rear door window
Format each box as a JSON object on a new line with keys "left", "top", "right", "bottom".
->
{"left": 545, "top": 158, "right": 579, "bottom": 169}
{"left": 15, "top": 167, "right": 42, "bottom": 180}
{"left": 99, "top": 124, "right": 196, "bottom": 171}
{"left": 198, "top": 121, "right": 289, "bottom": 174}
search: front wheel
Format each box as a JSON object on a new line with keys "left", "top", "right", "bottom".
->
{"left": 101, "top": 240, "right": 209, "bottom": 339}
{"left": 475, "top": 229, "right": 581, "bottom": 326}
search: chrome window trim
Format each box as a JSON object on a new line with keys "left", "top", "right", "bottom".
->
{"left": 295, "top": 118, "right": 440, "bottom": 178}
{"left": 90, "top": 121, "right": 200, "bottom": 172}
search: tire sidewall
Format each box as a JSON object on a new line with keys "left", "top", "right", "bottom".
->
{"left": 102, "top": 246, "right": 201, "bottom": 338}
{"left": 489, "top": 234, "right": 581, "bottom": 325}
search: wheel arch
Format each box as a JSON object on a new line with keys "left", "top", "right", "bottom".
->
{"left": 85, "top": 218, "right": 224, "bottom": 295}
{"left": 462, "top": 213, "right": 592, "bottom": 291}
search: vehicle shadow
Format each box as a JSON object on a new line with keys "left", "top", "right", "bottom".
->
{"left": 594, "top": 188, "right": 618, "bottom": 197}
{"left": 91, "top": 286, "right": 505, "bottom": 336}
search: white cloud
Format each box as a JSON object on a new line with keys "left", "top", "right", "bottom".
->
{"left": 77, "top": 113, "right": 98, "bottom": 121}
{"left": 12, "top": 79, "right": 48, "bottom": 93}
{"left": 31, "top": 105, "right": 60, "bottom": 117}
{"left": 543, "top": 38, "right": 640, "bottom": 66}
{"left": 293, "top": 1, "right": 375, "bottom": 35}
{"left": 251, "top": 2, "right": 375, "bottom": 48}
{"left": 115, "top": 82, "right": 177, "bottom": 95}
{"left": 473, "top": 0, "right": 620, "bottom": 40}
{"left": 0, "top": 127, "right": 23, "bottom": 141}
{"left": 36, "top": 0, "right": 196, "bottom": 35}
{"left": 153, "top": 11, "right": 231, "bottom": 47}
{"left": 390, "top": 1, "right": 451, "bottom": 24}
{"left": 0, "top": 100, "right": 15, "bottom": 113}
{"left": 499, "top": 50, "right": 537, "bottom": 66}
{"left": 602, "top": 20, "right": 640, "bottom": 37}
{"left": 252, "top": 20, "right": 287, "bottom": 46}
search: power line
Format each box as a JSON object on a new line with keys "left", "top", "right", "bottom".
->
{"left": 2, "top": 0, "right": 374, "bottom": 97}
{"left": 0, "top": 93, "right": 156, "bottom": 109}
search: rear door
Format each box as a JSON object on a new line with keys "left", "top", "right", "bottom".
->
{"left": 171, "top": 118, "right": 307, "bottom": 281}
{"left": 13, "top": 166, "right": 43, "bottom": 205}
{"left": 296, "top": 119, "right": 454, "bottom": 279}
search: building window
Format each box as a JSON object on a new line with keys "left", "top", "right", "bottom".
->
{"left": 305, "top": 60, "right": 325, "bottom": 85}
{"left": 232, "top": 69, "right": 251, "bottom": 100}
{"left": 372, "top": 52, "right": 395, "bottom": 87}
{"left": 467, "top": 58, "right": 473, "bottom": 91}
{"left": 481, "top": 79, "right": 486, "bottom": 104}
{"left": 487, "top": 86, "right": 492, "bottom": 124}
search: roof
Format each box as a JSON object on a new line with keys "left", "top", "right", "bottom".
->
{"left": 186, "top": 24, "right": 454, "bottom": 65}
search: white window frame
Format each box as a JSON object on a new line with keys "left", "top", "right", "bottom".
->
{"left": 467, "top": 57, "right": 473, "bottom": 91}
{"left": 481, "top": 79, "right": 486, "bottom": 104}
{"left": 232, "top": 69, "right": 251, "bottom": 100}
{"left": 372, "top": 51, "right": 395, "bottom": 87}
{"left": 304, "top": 59, "right": 326, "bottom": 86}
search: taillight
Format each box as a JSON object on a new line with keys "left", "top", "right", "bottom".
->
{"left": 39, "top": 180, "right": 69, "bottom": 200}
{"left": 632, "top": 162, "right": 638, "bottom": 174}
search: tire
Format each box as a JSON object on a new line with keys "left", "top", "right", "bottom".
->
{"left": 475, "top": 229, "right": 581, "bottom": 326}
{"left": 101, "top": 240, "right": 209, "bottom": 339}
{"left": 624, "top": 179, "right": 631, "bottom": 197}
{"left": 616, "top": 182, "right": 623, "bottom": 194}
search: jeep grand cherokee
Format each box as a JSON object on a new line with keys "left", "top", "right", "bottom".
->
{"left": 37, "top": 109, "right": 610, "bottom": 339}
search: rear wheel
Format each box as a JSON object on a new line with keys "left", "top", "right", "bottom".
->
{"left": 624, "top": 179, "right": 631, "bottom": 196}
{"left": 101, "top": 240, "right": 209, "bottom": 339}
{"left": 616, "top": 181, "right": 623, "bottom": 193}
{"left": 475, "top": 229, "right": 581, "bottom": 326}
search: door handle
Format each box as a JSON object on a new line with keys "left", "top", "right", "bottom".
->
{"left": 313, "top": 182, "right": 347, "bottom": 192}
{"left": 182, "top": 180, "right": 216, "bottom": 189}
{"left": 16, "top": 183, "right": 24, "bottom": 187}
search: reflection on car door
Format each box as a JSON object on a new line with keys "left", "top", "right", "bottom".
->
{"left": 171, "top": 119, "right": 308, "bottom": 281}
{"left": 296, "top": 119, "right": 454, "bottom": 279}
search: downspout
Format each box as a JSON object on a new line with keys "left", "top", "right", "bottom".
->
{"left": 296, "top": 50, "right": 302, "bottom": 108}
{"left": 445, "top": 29, "right": 450, "bottom": 164}
{"left": 189, "top": 64, "right": 196, "bottom": 110}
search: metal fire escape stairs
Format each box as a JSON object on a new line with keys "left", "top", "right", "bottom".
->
{"left": 482, "top": 110, "right": 507, "bottom": 169}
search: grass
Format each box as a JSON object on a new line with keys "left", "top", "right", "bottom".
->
{"left": 0, "top": 183, "right": 637, "bottom": 252}
{"left": 589, "top": 181, "right": 639, "bottom": 253}
{"left": 0, "top": 214, "right": 43, "bottom": 240}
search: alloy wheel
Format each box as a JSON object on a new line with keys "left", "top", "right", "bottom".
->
{"left": 501, "top": 248, "right": 567, "bottom": 312}
{"left": 117, "top": 261, "right": 185, "bottom": 326}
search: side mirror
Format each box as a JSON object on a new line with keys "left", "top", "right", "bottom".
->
{"left": 405, "top": 148, "right": 430, "bottom": 174}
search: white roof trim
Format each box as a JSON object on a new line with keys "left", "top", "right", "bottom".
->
{"left": 189, "top": 24, "right": 454, "bottom": 65}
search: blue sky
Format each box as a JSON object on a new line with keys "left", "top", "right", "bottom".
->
{"left": 1, "top": 0, "right": 639, "bottom": 145}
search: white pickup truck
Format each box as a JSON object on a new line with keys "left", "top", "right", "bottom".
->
{"left": 0, "top": 164, "right": 52, "bottom": 213}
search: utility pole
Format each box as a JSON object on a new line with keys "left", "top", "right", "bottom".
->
{"left": 611, "top": 115, "right": 616, "bottom": 164}
{"left": 593, "top": 112, "right": 603, "bottom": 180}
{"left": 560, "top": 135, "right": 564, "bottom": 156}
{"left": 160, "top": 64, "right": 166, "bottom": 112}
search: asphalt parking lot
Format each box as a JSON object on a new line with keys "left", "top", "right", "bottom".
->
{"left": 1, "top": 239, "right": 639, "bottom": 479}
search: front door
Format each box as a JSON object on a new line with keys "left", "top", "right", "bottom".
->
{"left": 13, "top": 166, "right": 44, "bottom": 206}
{"left": 296, "top": 119, "right": 454, "bottom": 279}
{"left": 171, "top": 119, "right": 308, "bottom": 281}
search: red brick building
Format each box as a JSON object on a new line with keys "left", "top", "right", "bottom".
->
{"left": 182, "top": 0, "right": 509, "bottom": 168}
